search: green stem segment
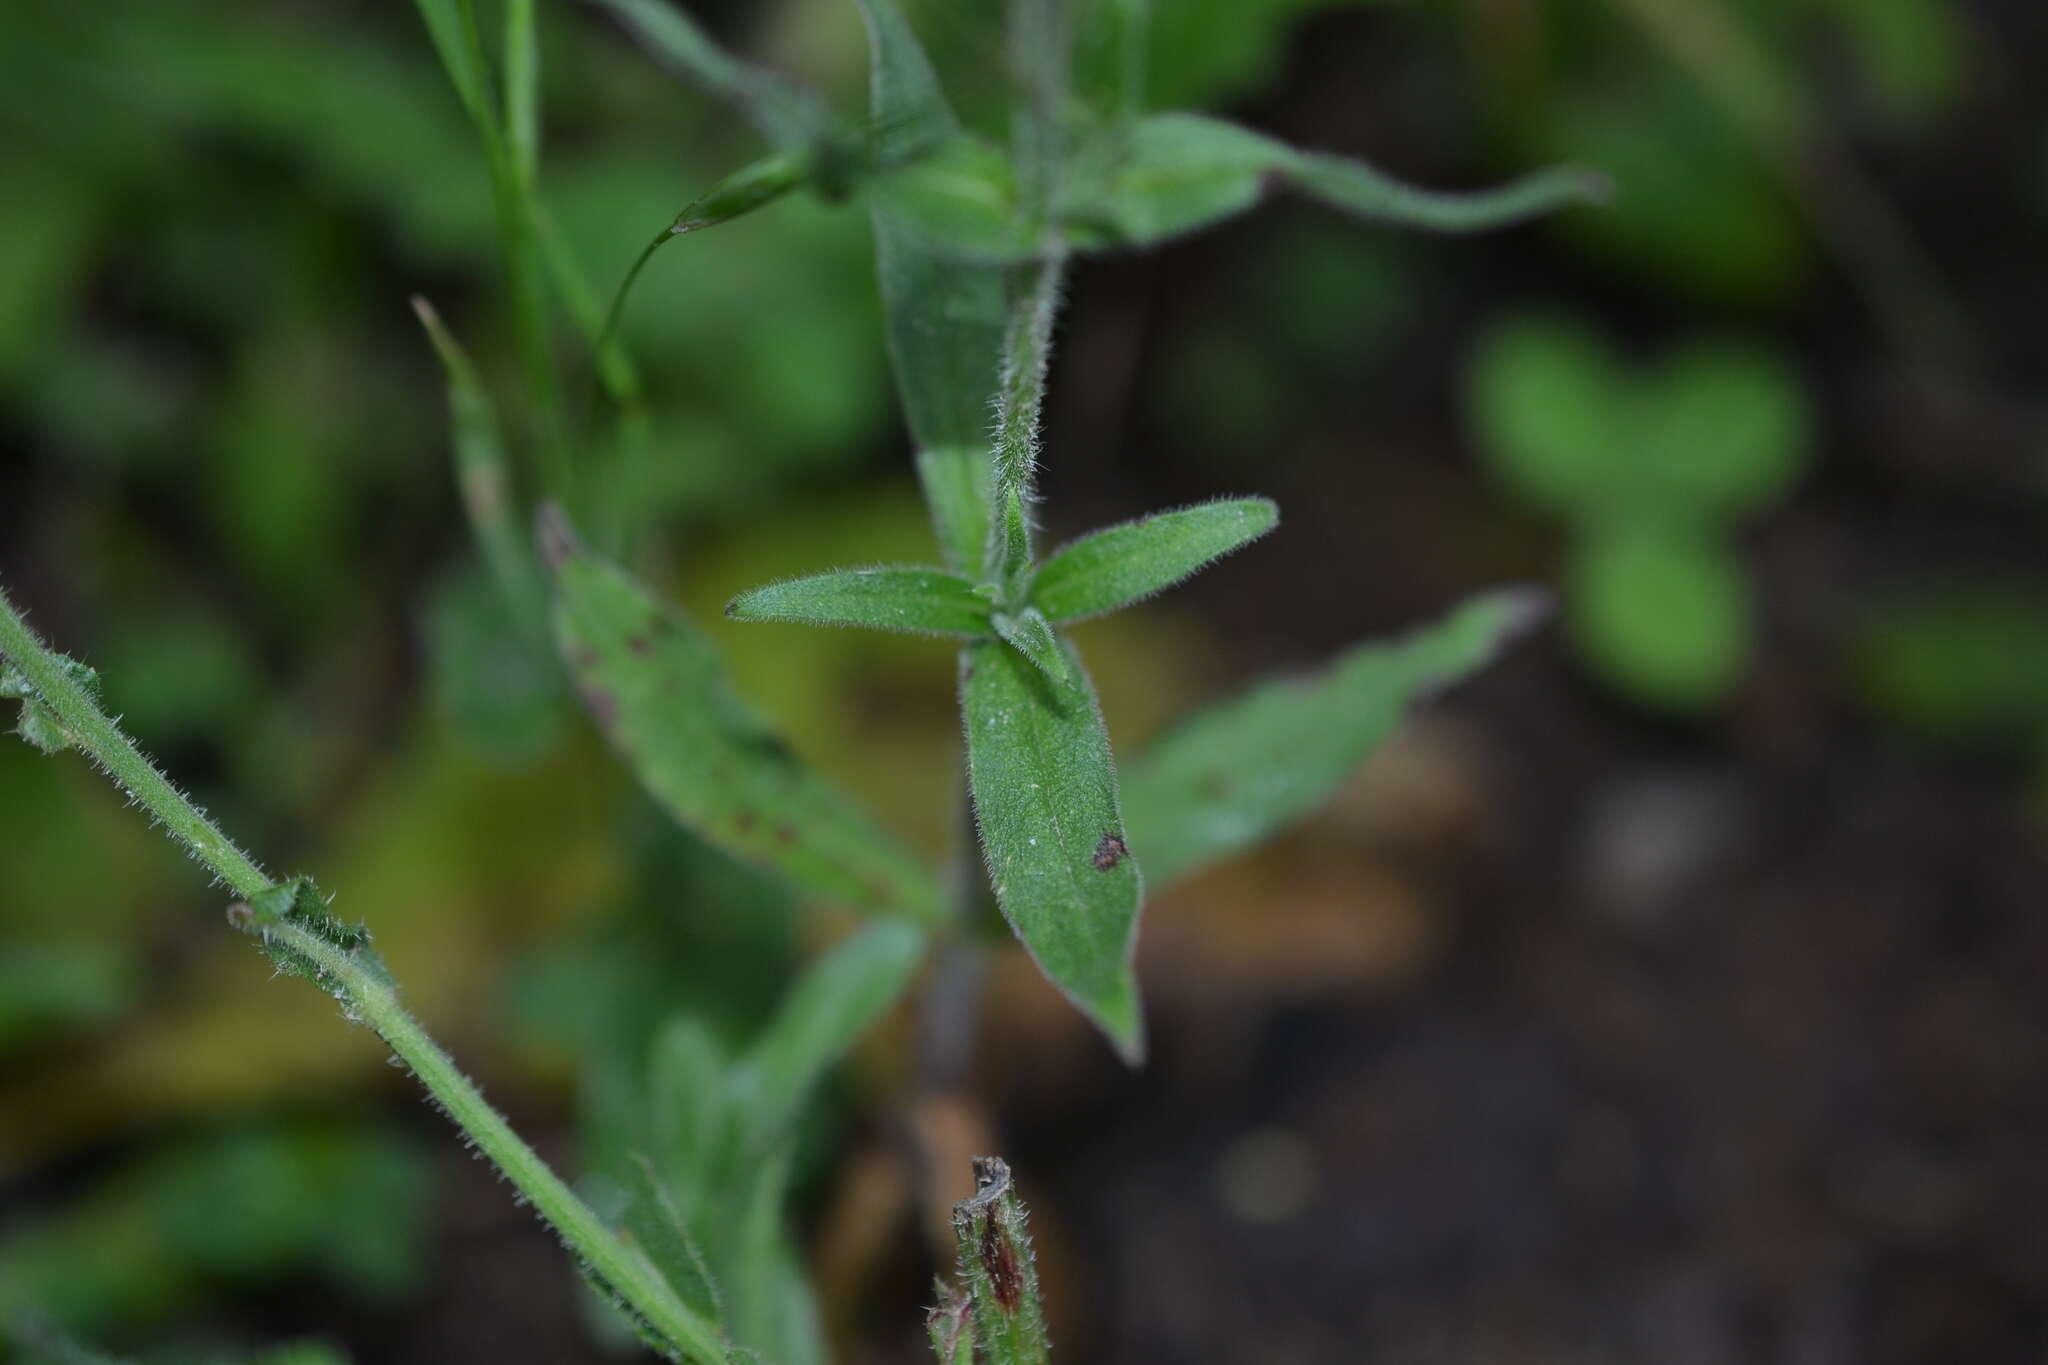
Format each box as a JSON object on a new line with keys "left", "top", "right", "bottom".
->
{"left": 986, "top": 251, "right": 1068, "bottom": 597}
{"left": 0, "top": 587, "right": 269, "bottom": 897}
{"left": 0, "top": 583, "right": 727, "bottom": 1365}
{"left": 256, "top": 920, "right": 727, "bottom": 1364}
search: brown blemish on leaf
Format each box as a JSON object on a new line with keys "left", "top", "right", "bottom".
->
{"left": 774, "top": 822, "right": 797, "bottom": 847}
{"left": 734, "top": 809, "right": 758, "bottom": 836}
{"left": 579, "top": 685, "right": 618, "bottom": 731}
{"left": 1092, "top": 832, "right": 1128, "bottom": 871}
{"left": 627, "top": 634, "right": 652, "bottom": 655}
{"left": 534, "top": 501, "right": 584, "bottom": 572}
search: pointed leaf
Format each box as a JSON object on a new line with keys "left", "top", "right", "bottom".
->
{"left": 856, "top": 0, "right": 1012, "bottom": 572}
{"left": 544, "top": 507, "right": 943, "bottom": 922}
{"left": 1061, "top": 113, "right": 1607, "bottom": 250}
{"left": 733, "top": 918, "right": 926, "bottom": 1147}
{"left": 413, "top": 297, "right": 550, "bottom": 646}
{"left": 961, "top": 637, "right": 1144, "bottom": 1062}
{"left": 621, "top": 1155, "right": 730, "bottom": 1333}
{"left": 590, "top": 0, "right": 829, "bottom": 150}
{"left": 1030, "top": 497, "right": 1277, "bottom": 623}
{"left": 1121, "top": 589, "right": 1549, "bottom": 886}
{"left": 727, "top": 567, "right": 992, "bottom": 638}
{"left": 990, "top": 608, "right": 1070, "bottom": 686}
{"left": 916, "top": 447, "right": 995, "bottom": 577}
{"left": 413, "top": 0, "right": 498, "bottom": 144}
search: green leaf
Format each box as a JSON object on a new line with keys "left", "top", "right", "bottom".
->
{"left": 5, "top": 654, "right": 101, "bottom": 755}
{"left": 916, "top": 447, "right": 996, "bottom": 578}
{"left": 1060, "top": 113, "right": 1607, "bottom": 250}
{"left": 412, "top": 0, "right": 498, "bottom": 145}
{"left": 504, "top": 0, "right": 540, "bottom": 185}
{"left": 1029, "top": 496, "right": 1277, "bottom": 623}
{"left": 237, "top": 877, "right": 394, "bottom": 995}
{"left": 620, "top": 1155, "right": 729, "bottom": 1333}
{"left": 961, "top": 636, "right": 1143, "bottom": 1062}
{"left": 990, "top": 608, "right": 1071, "bottom": 685}
{"left": 412, "top": 297, "right": 550, "bottom": 645}
{"left": 589, "top": 0, "right": 829, "bottom": 150}
{"left": 727, "top": 567, "right": 993, "bottom": 638}
{"left": 543, "top": 506, "right": 943, "bottom": 922}
{"left": 730, "top": 918, "right": 926, "bottom": 1148}
{"left": 644, "top": 1016, "right": 732, "bottom": 1202}
{"left": 855, "top": 0, "right": 1012, "bottom": 572}
{"left": 1121, "top": 589, "right": 1547, "bottom": 886}
{"left": 1568, "top": 528, "right": 1748, "bottom": 712}
{"left": 949, "top": 1157, "right": 1050, "bottom": 1365}
{"left": 1640, "top": 339, "right": 1810, "bottom": 523}
{"left": 1466, "top": 312, "right": 1630, "bottom": 520}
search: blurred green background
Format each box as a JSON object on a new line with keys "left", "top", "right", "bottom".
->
{"left": 3, "top": 0, "right": 2047, "bottom": 1360}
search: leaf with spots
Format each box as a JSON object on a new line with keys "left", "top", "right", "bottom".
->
{"left": 545, "top": 506, "right": 942, "bottom": 922}
{"left": 960, "top": 634, "right": 1144, "bottom": 1063}
{"left": 1121, "top": 588, "right": 1549, "bottom": 887}
{"left": 727, "top": 566, "right": 992, "bottom": 638}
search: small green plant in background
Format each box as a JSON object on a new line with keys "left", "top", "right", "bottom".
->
{"left": 1, "top": 0, "right": 1604, "bottom": 1359}
{"left": 1467, "top": 310, "right": 1812, "bottom": 711}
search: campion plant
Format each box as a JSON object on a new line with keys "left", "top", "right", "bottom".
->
{"left": 0, "top": 1, "right": 1604, "bottom": 1359}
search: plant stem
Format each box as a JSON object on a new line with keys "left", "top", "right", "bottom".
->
{"left": 257, "top": 919, "right": 726, "bottom": 1364}
{"left": 0, "top": 582, "right": 727, "bottom": 1363}
{"left": 986, "top": 250, "right": 1068, "bottom": 593}
{"left": 0, "top": 587, "right": 269, "bottom": 898}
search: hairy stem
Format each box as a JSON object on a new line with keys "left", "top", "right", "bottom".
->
{"left": 0, "top": 587, "right": 269, "bottom": 897}
{"left": 986, "top": 250, "right": 1068, "bottom": 594}
{"left": 255, "top": 919, "right": 725, "bottom": 1363}
{"left": 0, "top": 582, "right": 726, "bottom": 1364}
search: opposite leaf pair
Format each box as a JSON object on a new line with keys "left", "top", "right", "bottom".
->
{"left": 726, "top": 496, "right": 1278, "bottom": 646}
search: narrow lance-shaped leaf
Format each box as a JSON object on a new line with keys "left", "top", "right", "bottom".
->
{"left": 543, "top": 505, "right": 943, "bottom": 922}
{"left": 412, "top": 297, "right": 551, "bottom": 646}
{"left": 950, "top": 1157, "right": 1050, "bottom": 1365}
{"left": 619, "top": 1155, "right": 730, "bottom": 1335}
{"left": 961, "top": 635, "right": 1144, "bottom": 1062}
{"left": 990, "top": 608, "right": 1069, "bottom": 685}
{"left": 589, "top": 0, "right": 830, "bottom": 150}
{"left": 728, "top": 567, "right": 993, "bottom": 638}
{"left": 1060, "top": 113, "right": 1608, "bottom": 251}
{"left": 1030, "top": 496, "right": 1277, "bottom": 623}
{"left": 1121, "top": 588, "right": 1549, "bottom": 887}
{"left": 729, "top": 918, "right": 926, "bottom": 1148}
{"left": 855, "top": 0, "right": 1011, "bottom": 573}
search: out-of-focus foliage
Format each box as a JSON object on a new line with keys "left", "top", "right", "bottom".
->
{"left": 0, "top": 0, "right": 2037, "bottom": 1357}
{"left": 1466, "top": 311, "right": 1810, "bottom": 709}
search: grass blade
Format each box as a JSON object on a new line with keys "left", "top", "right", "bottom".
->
{"left": 1121, "top": 588, "right": 1550, "bottom": 887}
{"left": 727, "top": 566, "right": 993, "bottom": 638}
{"left": 1030, "top": 496, "right": 1277, "bottom": 623}
{"left": 961, "top": 636, "right": 1143, "bottom": 1062}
